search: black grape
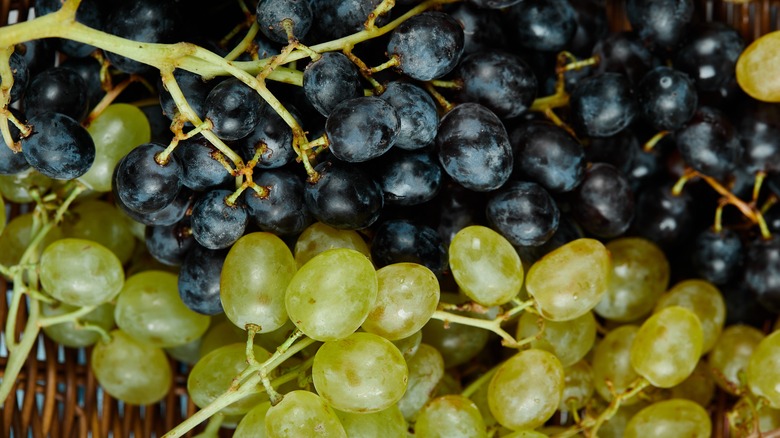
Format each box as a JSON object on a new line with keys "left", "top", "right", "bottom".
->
{"left": 145, "top": 220, "right": 195, "bottom": 266}
{"left": 6, "top": 51, "right": 28, "bottom": 103}
{"left": 302, "top": 52, "right": 363, "bottom": 117}
{"left": 376, "top": 149, "right": 443, "bottom": 207}
{"left": 113, "top": 183, "right": 194, "bottom": 227}
{"left": 486, "top": 180, "right": 560, "bottom": 247}
{"left": 35, "top": 0, "right": 108, "bottom": 57}
{"left": 387, "top": 11, "right": 465, "bottom": 81}
{"left": 571, "top": 163, "right": 634, "bottom": 238}
{"left": 570, "top": 72, "right": 637, "bottom": 138}
{"left": 24, "top": 67, "right": 89, "bottom": 121}
{"left": 637, "top": 66, "right": 698, "bottom": 131}
{"left": 379, "top": 81, "right": 438, "bottom": 151}
{"left": 309, "top": 0, "right": 389, "bottom": 41}
{"left": 21, "top": 112, "right": 95, "bottom": 180}
{"left": 256, "top": 0, "right": 313, "bottom": 44}
{"left": 190, "top": 189, "right": 249, "bottom": 250}
{"left": 178, "top": 245, "right": 227, "bottom": 316}
{"left": 16, "top": 39, "right": 55, "bottom": 77}
{"left": 738, "top": 102, "right": 780, "bottom": 174}
{"left": 675, "top": 106, "right": 741, "bottom": 180}
{"left": 0, "top": 109, "right": 30, "bottom": 175}
{"left": 592, "top": 32, "right": 658, "bottom": 85}
{"left": 370, "top": 219, "right": 448, "bottom": 277}
{"left": 303, "top": 160, "right": 383, "bottom": 230}
{"left": 60, "top": 57, "right": 105, "bottom": 110}
{"left": 237, "top": 103, "right": 297, "bottom": 169}
{"left": 325, "top": 96, "right": 400, "bottom": 163}
{"left": 626, "top": 0, "right": 694, "bottom": 50}
{"left": 504, "top": 0, "right": 576, "bottom": 52}
{"left": 172, "top": 136, "right": 233, "bottom": 191}
{"left": 631, "top": 183, "right": 694, "bottom": 250}
{"left": 159, "top": 70, "right": 212, "bottom": 124}
{"left": 245, "top": 169, "right": 312, "bottom": 236}
{"left": 744, "top": 236, "right": 780, "bottom": 314}
{"left": 674, "top": 22, "right": 744, "bottom": 92}
{"left": 449, "top": 4, "right": 508, "bottom": 55}
{"left": 114, "top": 143, "right": 182, "bottom": 214}
{"left": 510, "top": 121, "right": 585, "bottom": 193}
{"left": 204, "top": 78, "right": 265, "bottom": 141}
{"left": 692, "top": 228, "right": 743, "bottom": 285}
{"left": 568, "top": 0, "right": 609, "bottom": 57}
{"left": 456, "top": 50, "right": 537, "bottom": 119}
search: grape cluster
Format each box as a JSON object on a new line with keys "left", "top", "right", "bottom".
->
{"left": 2, "top": 0, "right": 780, "bottom": 437}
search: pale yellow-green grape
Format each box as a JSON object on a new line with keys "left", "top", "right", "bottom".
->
{"left": 362, "top": 263, "right": 440, "bottom": 340}
{"left": 747, "top": 330, "right": 780, "bottom": 408}
{"left": 624, "top": 399, "right": 711, "bottom": 438}
{"left": 165, "top": 337, "right": 202, "bottom": 365}
{"left": 313, "top": 332, "right": 408, "bottom": 413}
{"left": 199, "top": 319, "right": 246, "bottom": 358}
{"left": 188, "top": 343, "right": 273, "bottom": 416}
{"left": 448, "top": 225, "right": 523, "bottom": 306}
{"left": 221, "top": 232, "right": 297, "bottom": 332}
{"left": 62, "top": 200, "right": 137, "bottom": 264}
{"left": 234, "top": 401, "right": 271, "bottom": 438}
{"left": 595, "top": 237, "right": 669, "bottom": 322}
{"left": 399, "top": 343, "right": 445, "bottom": 421}
{"left": 41, "top": 301, "right": 115, "bottom": 348}
{"left": 0, "top": 168, "right": 53, "bottom": 203}
{"left": 414, "top": 395, "right": 487, "bottom": 438}
{"left": 91, "top": 329, "right": 172, "bottom": 405}
{"left": 115, "top": 270, "right": 210, "bottom": 348}
{"left": 667, "top": 359, "right": 715, "bottom": 407}
{"left": 592, "top": 325, "right": 641, "bottom": 404}
{"left": 596, "top": 400, "right": 650, "bottom": 438}
{"left": 709, "top": 324, "right": 765, "bottom": 395}
{"left": 0, "top": 212, "right": 62, "bottom": 268}
{"left": 335, "top": 404, "right": 407, "bottom": 438}
{"left": 39, "top": 238, "right": 125, "bottom": 307}
{"left": 736, "top": 30, "right": 780, "bottom": 102}
{"left": 488, "top": 349, "right": 564, "bottom": 431}
{"left": 265, "top": 390, "right": 346, "bottom": 437}
{"left": 81, "top": 103, "right": 151, "bottom": 192}
{"left": 286, "top": 248, "right": 377, "bottom": 341}
{"left": 500, "top": 430, "right": 548, "bottom": 438}
{"left": 654, "top": 279, "right": 726, "bottom": 353}
{"left": 293, "top": 222, "right": 370, "bottom": 267}
{"left": 560, "top": 359, "right": 594, "bottom": 412}
{"left": 392, "top": 329, "right": 422, "bottom": 359}
{"left": 630, "top": 306, "right": 704, "bottom": 388}
{"left": 0, "top": 195, "right": 5, "bottom": 235}
{"left": 421, "top": 292, "right": 490, "bottom": 367}
{"left": 525, "top": 238, "right": 610, "bottom": 321}
{"left": 515, "top": 311, "right": 596, "bottom": 367}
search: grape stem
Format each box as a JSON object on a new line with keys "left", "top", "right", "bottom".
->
{"left": 431, "top": 309, "right": 522, "bottom": 348}
{"left": 37, "top": 304, "right": 97, "bottom": 328}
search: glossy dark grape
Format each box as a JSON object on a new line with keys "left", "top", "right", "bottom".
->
{"left": 178, "top": 245, "right": 227, "bottom": 316}
{"left": 675, "top": 106, "right": 741, "bottom": 180}
{"left": 172, "top": 136, "right": 233, "bottom": 191}
{"left": 504, "top": 0, "right": 576, "bottom": 52}
{"left": 204, "top": 78, "right": 265, "bottom": 141}
{"left": 570, "top": 72, "right": 637, "bottom": 138}
{"left": 571, "top": 163, "right": 634, "bottom": 238}
{"left": 510, "top": 121, "right": 585, "bottom": 193}
{"left": 114, "top": 143, "right": 182, "bottom": 214}
{"left": 237, "top": 103, "right": 296, "bottom": 169}
{"left": 0, "top": 109, "right": 29, "bottom": 175}
{"left": 6, "top": 51, "right": 28, "bottom": 103}
{"left": 585, "top": 130, "right": 639, "bottom": 176}
{"left": 637, "top": 66, "right": 698, "bottom": 131}
{"left": 592, "top": 32, "right": 658, "bottom": 85}
{"left": 738, "top": 102, "right": 780, "bottom": 173}
{"left": 626, "top": 0, "right": 694, "bottom": 49}
{"left": 436, "top": 103, "right": 512, "bottom": 192}
{"left": 190, "top": 189, "right": 248, "bottom": 250}
{"left": 309, "top": 0, "right": 388, "bottom": 40}
{"left": 145, "top": 220, "right": 195, "bottom": 266}
{"left": 631, "top": 183, "right": 694, "bottom": 250}
{"left": 256, "top": 0, "right": 313, "bottom": 44}
{"left": 674, "top": 22, "right": 744, "bottom": 92}
{"left": 21, "top": 112, "right": 95, "bottom": 180}
{"left": 325, "top": 96, "right": 400, "bottom": 163}
{"left": 370, "top": 219, "right": 448, "bottom": 277}
{"left": 376, "top": 149, "right": 443, "bottom": 206}
{"left": 304, "top": 161, "right": 383, "bottom": 230}
{"left": 60, "top": 57, "right": 105, "bottom": 110}
{"left": 744, "top": 236, "right": 780, "bottom": 314}
{"left": 245, "top": 169, "right": 312, "bottom": 236}
{"left": 302, "top": 52, "right": 363, "bottom": 117}
{"left": 25, "top": 67, "right": 89, "bottom": 121}
{"left": 456, "top": 50, "right": 537, "bottom": 119}
{"left": 568, "top": 0, "right": 609, "bottom": 57}
{"left": 379, "top": 81, "right": 438, "bottom": 151}
{"left": 387, "top": 11, "right": 465, "bottom": 81}
{"left": 113, "top": 183, "right": 194, "bottom": 227}
{"left": 159, "top": 70, "right": 211, "bottom": 124}
{"left": 436, "top": 182, "right": 486, "bottom": 248}
{"left": 486, "top": 180, "right": 560, "bottom": 247}
{"left": 692, "top": 228, "right": 743, "bottom": 285}
{"left": 16, "top": 39, "right": 55, "bottom": 77}
{"left": 35, "top": 0, "right": 108, "bottom": 57}
{"left": 449, "top": 4, "right": 508, "bottom": 55}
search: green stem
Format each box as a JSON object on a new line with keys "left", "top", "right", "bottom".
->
{"left": 0, "top": 297, "right": 41, "bottom": 404}
{"left": 431, "top": 310, "right": 519, "bottom": 347}
{"left": 37, "top": 305, "right": 97, "bottom": 327}
{"left": 461, "top": 366, "right": 499, "bottom": 399}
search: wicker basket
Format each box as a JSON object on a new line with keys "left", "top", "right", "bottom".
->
{"left": 1, "top": 0, "right": 779, "bottom": 437}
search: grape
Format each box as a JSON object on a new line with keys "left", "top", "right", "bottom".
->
{"left": 24, "top": 67, "right": 88, "bottom": 120}
{"left": 293, "top": 221, "right": 370, "bottom": 267}
{"left": 571, "top": 162, "right": 634, "bottom": 238}
{"left": 302, "top": 52, "right": 363, "bottom": 117}
{"left": 221, "top": 232, "right": 296, "bottom": 332}
{"left": 145, "top": 220, "right": 194, "bottom": 267}
{"left": 190, "top": 189, "right": 248, "bottom": 250}
{"left": 379, "top": 81, "right": 438, "bottom": 151}
{"left": 335, "top": 405, "right": 407, "bottom": 438}
{"left": 654, "top": 279, "right": 726, "bottom": 354}
{"left": 178, "top": 245, "right": 227, "bottom": 316}
{"left": 0, "top": 169, "right": 52, "bottom": 203}
{"left": 309, "top": 0, "right": 387, "bottom": 40}
{"left": 593, "top": 32, "right": 658, "bottom": 85}
{"left": 22, "top": 112, "right": 95, "bottom": 180}
{"left": 387, "top": 12, "right": 464, "bottom": 81}
{"left": 264, "top": 390, "right": 346, "bottom": 437}
{"left": 392, "top": 330, "right": 423, "bottom": 359}
{"left": 204, "top": 77, "right": 265, "bottom": 141}
{"left": 0, "top": 212, "right": 62, "bottom": 268}
{"left": 375, "top": 149, "right": 443, "bottom": 206}
{"left": 709, "top": 324, "right": 764, "bottom": 395}
{"left": 691, "top": 228, "right": 743, "bottom": 285}
{"left": 510, "top": 121, "right": 585, "bottom": 194}
{"left": 39, "top": 238, "right": 124, "bottom": 307}
{"left": 592, "top": 325, "right": 641, "bottom": 404}
{"left": 504, "top": 0, "right": 576, "bottom": 52}
{"left": 234, "top": 401, "right": 271, "bottom": 438}
{"left": 238, "top": 103, "right": 297, "bottom": 169}
{"left": 172, "top": 136, "right": 232, "bottom": 191}
{"left": 675, "top": 107, "right": 741, "bottom": 180}
{"left": 624, "top": 399, "right": 711, "bottom": 438}
{"left": 63, "top": 200, "right": 137, "bottom": 264}
{"left": 370, "top": 219, "right": 447, "bottom": 277}
{"left": 676, "top": 22, "right": 743, "bottom": 92}
{"left": 4, "top": 51, "right": 28, "bottom": 103}
{"left": 668, "top": 360, "right": 715, "bottom": 407}
{"left": 747, "top": 330, "right": 780, "bottom": 408}
{"left": 486, "top": 180, "right": 560, "bottom": 247}
{"left": 398, "top": 343, "right": 445, "bottom": 421}
{"left": 738, "top": 30, "right": 780, "bottom": 101}
{"left": 525, "top": 238, "right": 611, "bottom": 321}
{"left": 637, "top": 66, "right": 698, "bottom": 131}
{"left": 158, "top": 70, "right": 211, "bottom": 125}
{"left": 104, "top": 0, "right": 179, "bottom": 74}
{"left": 41, "top": 301, "right": 115, "bottom": 348}
{"left": 626, "top": 0, "right": 693, "bottom": 49}
{"left": 516, "top": 311, "right": 596, "bottom": 367}
{"left": 91, "top": 329, "right": 172, "bottom": 405}
{"left": 415, "top": 395, "right": 487, "bottom": 438}
{"left": 285, "top": 248, "right": 377, "bottom": 341}
{"left": 456, "top": 50, "right": 537, "bottom": 119}
{"left": 304, "top": 161, "right": 383, "bottom": 230}
{"left": 114, "top": 143, "right": 182, "bottom": 214}
{"left": 256, "top": 0, "right": 313, "bottom": 44}
{"left": 199, "top": 319, "right": 246, "bottom": 358}
{"left": 560, "top": 360, "right": 594, "bottom": 412}
{"left": 570, "top": 73, "right": 637, "bottom": 137}
{"left": 325, "top": 96, "right": 400, "bottom": 163}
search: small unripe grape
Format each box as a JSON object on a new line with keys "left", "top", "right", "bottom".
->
{"left": 709, "top": 324, "right": 764, "bottom": 395}
{"left": 593, "top": 325, "right": 641, "bottom": 404}
{"left": 399, "top": 343, "right": 444, "bottom": 421}
{"left": 516, "top": 311, "right": 596, "bottom": 367}
{"left": 747, "top": 330, "right": 780, "bottom": 408}
{"left": 265, "top": 390, "right": 346, "bottom": 437}
{"left": 335, "top": 405, "right": 407, "bottom": 438}
{"left": 415, "top": 395, "right": 487, "bottom": 438}
{"left": 234, "top": 401, "right": 271, "bottom": 438}
{"left": 654, "top": 279, "right": 726, "bottom": 353}
{"left": 293, "top": 221, "right": 370, "bottom": 267}
{"left": 624, "top": 399, "right": 711, "bottom": 437}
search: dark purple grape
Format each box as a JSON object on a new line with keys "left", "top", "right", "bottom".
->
{"left": 692, "top": 228, "right": 743, "bottom": 285}
{"left": 113, "top": 184, "right": 194, "bottom": 227}
{"left": 376, "top": 149, "right": 443, "bottom": 207}
{"left": 571, "top": 163, "right": 634, "bottom": 238}
{"left": 504, "top": 0, "right": 576, "bottom": 52}
{"left": 637, "top": 66, "right": 698, "bottom": 131}
{"left": 631, "top": 183, "right": 694, "bottom": 250}
{"left": 25, "top": 67, "right": 89, "bottom": 121}
{"left": 510, "top": 121, "right": 585, "bottom": 193}
{"left": 204, "top": 78, "right": 265, "bottom": 141}
{"left": 379, "top": 81, "right": 438, "bottom": 151}
{"left": 21, "top": 112, "right": 95, "bottom": 180}
{"left": 570, "top": 72, "right": 637, "bottom": 138}
{"left": 172, "top": 136, "right": 233, "bottom": 191}
{"left": 456, "top": 50, "right": 537, "bottom": 119}
{"left": 245, "top": 169, "right": 312, "bottom": 236}
{"left": 309, "top": 0, "right": 389, "bottom": 41}
{"left": 145, "top": 220, "right": 195, "bottom": 266}
{"left": 325, "top": 96, "right": 400, "bottom": 163}
{"left": 304, "top": 161, "right": 383, "bottom": 230}
{"left": 486, "top": 181, "right": 560, "bottom": 247}
{"left": 60, "top": 57, "right": 105, "bottom": 110}
{"left": 436, "top": 103, "right": 512, "bottom": 192}
{"left": 744, "top": 236, "right": 780, "bottom": 314}
{"left": 35, "top": 0, "right": 108, "bottom": 57}
{"left": 159, "top": 70, "right": 211, "bottom": 124}
{"left": 675, "top": 106, "right": 741, "bottom": 180}
{"left": 256, "top": 0, "right": 313, "bottom": 44}
{"left": 6, "top": 51, "right": 28, "bottom": 103}
{"left": 449, "top": 4, "right": 508, "bottom": 55}
{"left": 237, "top": 104, "right": 297, "bottom": 169}
{"left": 592, "top": 32, "right": 658, "bottom": 85}
{"left": 114, "top": 143, "right": 182, "bottom": 214}
{"left": 16, "top": 39, "right": 55, "bottom": 77}
{"left": 387, "top": 12, "right": 465, "bottom": 81}
{"left": 178, "top": 245, "right": 227, "bottom": 315}
{"left": 370, "top": 219, "right": 448, "bottom": 277}
{"left": 738, "top": 102, "right": 780, "bottom": 174}
{"left": 626, "top": 0, "right": 694, "bottom": 50}
{"left": 190, "top": 189, "right": 249, "bottom": 250}
{"left": 302, "top": 52, "right": 363, "bottom": 117}
{"left": 0, "top": 109, "right": 29, "bottom": 175}
{"left": 674, "top": 22, "right": 744, "bottom": 92}
{"left": 568, "top": 0, "right": 609, "bottom": 57}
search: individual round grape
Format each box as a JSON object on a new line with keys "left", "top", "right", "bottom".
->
{"left": 178, "top": 245, "right": 227, "bottom": 316}
{"left": 675, "top": 106, "right": 741, "bottom": 180}
{"left": 624, "top": 399, "right": 711, "bottom": 438}
{"left": 293, "top": 221, "right": 370, "bottom": 267}
{"left": 504, "top": 0, "right": 576, "bottom": 51}
{"left": 593, "top": 32, "right": 658, "bottom": 85}
{"left": 709, "top": 324, "right": 764, "bottom": 395}
{"left": 304, "top": 161, "right": 383, "bottom": 230}
{"left": 221, "top": 232, "right": 296, "bottom": 332}
{"left": 668, "top": 360, "right": 715, "bottom": 407}
{"left": 145, "top": 221, "right": 194, "bottom": 267}
{"left": 265, "top": 390, "right": 346, "bottom": 437}
{"left": 309, "top": 0, "right": 387, "bottom": 40}
{"left": 486, "top": 181, "right": 560, "bottom": 247}
{"left": 631, "top": 183, "right": 694, "bottom": 251}
{"left": 676, "top": 22, "right": 744, "bottom": 92}
{"left": 630, "top": 306, "right": 704, "bottom": 388}
{"left": 188, "top": 343, "right": 273, "bottom": 416}
{"left": 457, "top": 50, "right": 537, "bottom": 119}
{"left": 63, "top": 200, "right": 137, "bottom": 264}
{"left": 362, "top": 263, "right": 439, "bottom": 340}
{"left": 654, "top": 279, "right": 726, "bottom": 354}
{"left": 592, "top": 325, "right": 642, "bottom": 404}
{"left": 415, "top": 395, "right": 487, "bottom": 438}
{"left": 0, "top": 212, "right": 62, "bottom": 268}
{"left": 190, "top": 189, "right": 248, "bottom": 250}
{"left": 375, "top": 149, "right": 443, "bottom": 206}
{"left": 91, "top": 330, "right": 172, "bottom": 405}
{"left": 24, "top": 67, "right": 88, "bottom": 120}
{"left": 325, "top": 96, "right": 400, "bottom": 163}
{"left": 41, "top": 301, "right": 115, "bottom": 348}
{"left": 379, "top": 81, "right": 439, "bottom": 150}
{"left": 234, "top": 401, "right": 271, "bottom": 438}
{"left": 387, "top": 12, "right": 464, "bottom": 81}
{"left": 158, "top": 70, "right": 211, "bottom": 124}
{"left": 39, "top": 238, "right": 124, "bottom": 307}
{"left": 571, "top": 162, "right": 634, "bottom": 238}
{"left": 302, "top": 52, "right": 363, "bottom": 117}
{"left": 5, "top": 51, "right": 28, "bottom": 103}
{"left": 114, "top": 143, "right": 182, "bottom": 214}
{"left": 285, "top": 248, "right": 377, "bottom": 341}
{"left": 525, "top": 238, "right": 611, "bottom": 321}
{"left": 114, "top": 182, "right": 193, "bottom": 228}
{"left": 313, "top": 332, "right": 408, "bottom": 413}
{"left": 744, "top": 235, "right": 780, "bottom": 313}
{"left": 691, "top": 228, "right": 743, "bottom": 285}
{"left": 256, "top": 0, "right": 313, "bottom": 44}
{"left": 516, "top": 311, "right": 596, "bottom": 367}
{"left": 449, "top": 225, "right": 523, "bottom": 306}
{"left": 488, "top": 349, "right": 564, "bottom": 431}
{"left": 626, "top": 0, "right": 693, "bottom": 49}
{"left": 238, "top": 103, "right": 297, "bottom": 170}
{"left": 510, "top": 121, "right": 585, "bottom": 193}
{"left": 737, "top": 30, "right": 780, "bottom": 101}
{"left": 335, "top": 405, "right": 407, "bottom": 438}
{"left": 245, "top": 169, "right": 311, "bottom": 236}
{"left": 637, "top": 66, "right": 697, "bottom": 131}
{"left": 560, "top": 360, "right": 595, "bottom": 412}
{"left": 172, "top": 136, "right": 232, "bottom": 191}
{"left": 0, "top": 109, "right": 29, "bottom": 175}
{"left": 570, "top": 72, "right": 637, "bottom": 138}
{"left": 115, "top": 270, "right": 210, "bottom": 348}
{"left": 747, "top": 330, "right": 780, "bottom": 408}
{"left": 22, "top": 112, "right": 95, "bottom": 180}
{"left": 104, "top": 0, "right": 179, "bottom": 74}
{"left": 204, "top": 77, "right": 265, "bottom": 141}
{"left": 398, "top": 343, "right": 445, "bottom": 421}
{"left": 370, "top": 219, "right": 447, "bottom": 277}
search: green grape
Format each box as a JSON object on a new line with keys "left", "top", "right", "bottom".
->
{"left": 654, "top": 279, "right": 726, "bottom": 353}
{"left": 115, "top": 270, "right": 210, "bottom": 348}
{"left": 81, "top": 103, "right": 151, "bottom": 192}
{"left": 595, "top": 237, "right": 669, "bottom": 322}
{"left": 335, "top": 404, "right": 407, "bottom": 437}
{"left": 499, "top": 430, "right": 548, "bottom": 438}
{"left": 747, "top": 330, "right": 780, "bottom": 408}
{"left": 525, "top": 238, "right": 610, "bottom": 321}
{"left": 221, "top": 232, "right": 297, "bottom": 332}
{"left": 234, "top": 401, "right": 271, "bottom": 438}
{"left": 41, "top": 301, "right": 115, "bottom": 348}
{"left": 285, "top": 248, "right": 377, "bottom": 341}
{"left": 560, "top": 360, "right": 594, "bottom": 412}
{"left": 362, "top": 263, "right": 440, "bottom": 340}
{"left": 0, "top": 168, "right": 53, "bottom": 203}
{"left": 470, "top": 375, "right": 500, "bottom": 430}
{"left": 39, "top": 238, "right": 124, "bottom": 307}
{"left": 415, "top": 395, "right": 487, "bottom": 438}
{"left": 293, "top": 222, "right": 370, "bottom": 267}
{"left": 392, "top": 329, "right": 423, "bottom": 359}
{"left": 592, "top": 325, "right": 641, "bottom": 405}
{"left": 0, "top": 195, "right": 5, "bottom": 236}
{"left": 188, "top": 343, "right": 273, "bottom": 416}
{"left": 313, "top": 332, "right": 408, "bottom": 413}
{"left": 399, "top": 343, "right": 445, "bottom": 421}
{"left": 62, "top": 200, "right": 136, "bottom": 264}
{"left": 265, "top": 390, "right": 346, "bottom": 437}
{"left": 165, "top": 337, "right": 202, "bottom": 365}
{"left": 421, "top": 292, "right": 490, "bottom": 368}
{"left": 597, "top": 400, "right": 649, "bottom": 438}
{"left": 488, "top": 349, "right": 564, "bottom": 431}
{"left": 515, "top": 311, "right": 596, "bottom": 367}
{"left": 449, "top": 225, "right": 523, "bottom": 306}
{"left": 630, "top": 306, "right": 704, "bottom": 388}
{"left": 624, "top": 399, "right": 711, "bottom": 438}
{"left": 91, "top": 329, "right": 172, "bottom": 405}
{"left": 709, "top": 324, "right": 764, "bottom": 395}
{"left": 0, "top": 212, "right": 62, "bottom": 268}
{"left": 667, "top": 359, "right": 715, "bottom": 407}
{"left": 199, "top": 319, "right": 246, "bottom": 358}
{"left": 758, "top": 403, "right": 780, "bottom": 433}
